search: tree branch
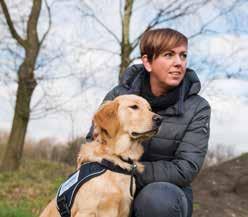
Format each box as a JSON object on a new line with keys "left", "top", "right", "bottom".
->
{"left": 27, "top": 0, "right": 42, "bottom": 45}
{"left": 119, "top": 0, "right": 123, "bottom": 25}
{"left": 0, "top": 0, "right": 26, "bottom": 47}
{"left": 79, "top": 1, "right": 121, "bottom": 44}
{"left": 131, "top": 0, "right": 210, "bottom": 49}
{"left": 40, "top": 0, "right": 52, "bottom": 46}
{"left": 189, "top": 0, "right": 242, "bottom": 39}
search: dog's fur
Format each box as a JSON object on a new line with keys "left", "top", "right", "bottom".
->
{"left": 39, "top": 94, "right": 160, "bottom": 217}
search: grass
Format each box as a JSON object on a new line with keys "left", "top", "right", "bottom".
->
{"left": 239, "top": 152, "right": 248, "bottom": 160}
{"left": 0, "top": 158, "right": 73, "bottom": 217}
{"left": 0, "top": 203, "right": 33, "bottom": 217}
{"left": 193, "top": 202, "right": 201, "bottom": 210}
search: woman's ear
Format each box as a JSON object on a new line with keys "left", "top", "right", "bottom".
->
{"left": 141, "top": 55, "right": 152, "bottom": 72}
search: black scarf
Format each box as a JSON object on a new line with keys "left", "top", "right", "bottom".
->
{"left": 140, "top": 71, "right": 182, "bottom": 112}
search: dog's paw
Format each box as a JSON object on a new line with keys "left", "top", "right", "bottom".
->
{"left": 135, "top": 162, "right": 144, "bottom": 173}
{"left": 103, "top": 156, "right": 132, "bottom": 172}
{"left": 121, "top": 162, "right": 133, "bottom": 171}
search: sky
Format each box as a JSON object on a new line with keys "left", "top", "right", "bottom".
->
{"left": 0, "top": 0, "right": 248, "bottom": 155}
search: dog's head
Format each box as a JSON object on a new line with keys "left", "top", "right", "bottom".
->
{"left": 93, "top": 94, "right": 162, "bottom": 144}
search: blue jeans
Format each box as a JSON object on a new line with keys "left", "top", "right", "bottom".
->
{"left": 133, "top": 182, "right": 193, "bottom": 217}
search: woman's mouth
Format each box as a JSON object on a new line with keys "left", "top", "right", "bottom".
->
{"left": 169, "top": 71, "right": 182, "bottom": 79}
{"left": 169, "top": 71, "right": 181, "bottom": 75}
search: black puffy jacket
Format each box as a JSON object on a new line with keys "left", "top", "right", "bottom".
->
{"left": 88, "top": 64, "right": 211, "bottom": 188}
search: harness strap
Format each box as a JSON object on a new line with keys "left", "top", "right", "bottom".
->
{"left": 129, "top": 163, "right": 137, "bottom": 217}
{"left": 57, "top": 195, "right": 70, "bottom": 217}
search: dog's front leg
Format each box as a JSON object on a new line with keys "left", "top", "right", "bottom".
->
{"left": 77, "top": 152, "right": 132, "bottom": 171}
{"left": 101, "top": 155, "right": 132, "bottom": 171}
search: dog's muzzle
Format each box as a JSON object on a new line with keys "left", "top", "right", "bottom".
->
{"left": 130, "top": 115, "right": 163, "bottom": 139}
{"left": 152, "top": 114, "right": 163, "bottom": 128}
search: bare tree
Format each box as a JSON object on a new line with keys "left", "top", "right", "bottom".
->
{"left": 79, "top": 0, "right": 246, "bottom": 81}
{"left": 0, "top": 0, "right": 52, "bottom": 171}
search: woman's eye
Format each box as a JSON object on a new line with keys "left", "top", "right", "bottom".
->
{"left": 181, "top": 53, "right": 187, "bottom": 60}
{"left": 129, "top": 105, "right": 138, "bottom": 110}
{"left": 163, "top": 52, "right": 173, "bottom": 58}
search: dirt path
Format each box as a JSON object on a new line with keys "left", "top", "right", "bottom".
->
{"left": 192, "top": 153, "right": 248, "bottom": 217}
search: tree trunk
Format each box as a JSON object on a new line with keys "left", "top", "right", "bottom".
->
{"left": 0, "top": 0, "right": 42, "bottom": 171}
{"left": 0, "top": 61, "right": 37, "bottom": 171}
{"left": 119, "top": 0, "right": 134, "bottom": 82}
{"left": 119, "top": 44, "right": 132, "bottom": 81}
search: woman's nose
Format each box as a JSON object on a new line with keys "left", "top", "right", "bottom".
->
{"left": 173, "top": 55, "right": 183, "bottom": 65}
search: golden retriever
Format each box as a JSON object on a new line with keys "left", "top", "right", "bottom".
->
{"left": 39, "top": 94, "right": 162, "bottom": 217}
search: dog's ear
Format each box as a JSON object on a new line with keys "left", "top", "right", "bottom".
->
{"left": 93, "top": 100, "right": 120, "bottom": 138}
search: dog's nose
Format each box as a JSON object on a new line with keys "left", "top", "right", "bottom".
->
{"left": 152, "top": 114, "right": 163, "bottom": 127}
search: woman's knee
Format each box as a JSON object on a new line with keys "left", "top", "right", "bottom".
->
{"left": 134, "top": 182, "right": 188, "bottom": 217}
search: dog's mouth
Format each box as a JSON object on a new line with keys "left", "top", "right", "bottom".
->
{"left": 131, "top": 128, "right": 159, "bottom": 139}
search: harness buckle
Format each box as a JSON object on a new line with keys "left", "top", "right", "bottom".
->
{"left": 131, "top": 163, "right": 137, "bottom": 170}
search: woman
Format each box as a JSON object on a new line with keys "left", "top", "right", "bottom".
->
{"left": 87, "top": 28, "right": 211, "bottom": 217}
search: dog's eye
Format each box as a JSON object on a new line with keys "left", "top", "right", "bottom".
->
{"left": 129, "top": 105, "right": 139, "bottom": 110}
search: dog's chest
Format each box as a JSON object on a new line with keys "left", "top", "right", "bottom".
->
{"left": 71, "top": 170, "right": 133, "bottom": 216}
{"left": 101, "top": 170, "right": 134, "bottom": 198}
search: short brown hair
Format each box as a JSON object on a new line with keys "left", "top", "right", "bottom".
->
{"left": 140, "top": 28, "right": 188, "bottom": 61}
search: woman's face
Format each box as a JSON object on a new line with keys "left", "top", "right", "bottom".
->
{"left": 142, "top": 44, "right": 187, "bottom": 95}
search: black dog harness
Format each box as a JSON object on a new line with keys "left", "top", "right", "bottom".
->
{"left": 56, "top": 160, "right": 136, "bottom": 217}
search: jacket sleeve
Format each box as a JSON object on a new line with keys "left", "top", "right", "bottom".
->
{"left": 135, "top": 99, "right": 211, "bottom": 187}
{"left": 86, "top": 86, "right": 122, "bottom": 141}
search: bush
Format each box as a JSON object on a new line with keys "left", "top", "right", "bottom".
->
{"left": 23, "top": 136, "right": 86, "bottom": 166}
{"left": 62, "top": 137, "right": 86, "bottom": 166}
{"left": 0, "top": 130, "right": 86, "bottom": 166}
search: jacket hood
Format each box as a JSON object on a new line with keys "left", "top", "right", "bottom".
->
{"left": 120, "top": 64, "right": 201, "bottom": 96}
{"left": 120, "top": 64, "right": 201, "bottom": 115}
